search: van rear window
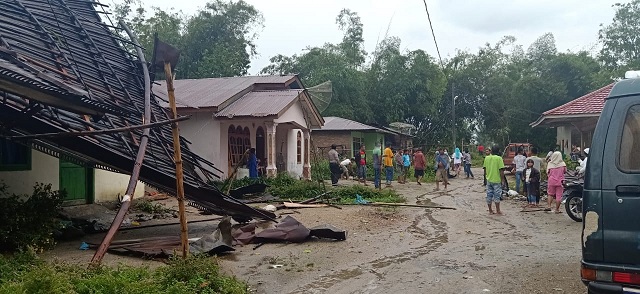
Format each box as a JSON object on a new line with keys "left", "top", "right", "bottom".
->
{"left": 619, "top": 105, "right": 640, "bottom": 171}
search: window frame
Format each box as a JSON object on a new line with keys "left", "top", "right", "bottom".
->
{"left": 0, "top": 139, "right": 32, "bottom": 171}
{"left": 617, "top": 104, "right": 640, "bottom": 173}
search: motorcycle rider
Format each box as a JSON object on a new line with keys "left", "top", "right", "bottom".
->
{"left": 578, "top": 148, "right": 589, "bottom": 177}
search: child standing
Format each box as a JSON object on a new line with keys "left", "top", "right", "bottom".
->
{"left": 523, "top": 159, "right": 540, "bottom": 208}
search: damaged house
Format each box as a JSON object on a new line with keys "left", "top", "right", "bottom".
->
{"left": 0, "top": 0, "right": 272, "bottom": 220}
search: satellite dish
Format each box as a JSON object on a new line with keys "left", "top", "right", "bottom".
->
{"left": 307, "top": 81, "right": 332, "bottom": 113}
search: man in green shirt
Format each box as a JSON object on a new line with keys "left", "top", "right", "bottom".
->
{"left": 483, "top": 146, "right": 506, "bottom": 215}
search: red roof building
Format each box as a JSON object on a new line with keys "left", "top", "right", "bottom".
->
{"left": 531, "top": 83, "right": 615, "bottom": 153}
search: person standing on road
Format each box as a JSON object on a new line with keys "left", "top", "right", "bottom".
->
{"left": 524, "top": 158, "right": 541, "bottom": 208}
{"left": 373, "top": 142, "right": 382, "bottom": 189}
{"left": 525, "top": 147, "right": 544, "bottom": 205}
{"left": 328, "top": 144, "right": 341, "bottom": 187}
{"left": 483, "top": 146, "right": 506, "bottom": 215}
{"left": 354, "top": 145, "right": 368, "bottom": 186}
{"left": 463, "top": 149, "right": 474, "bottom": 179}
{"left": 454, "top": 147, "right": 463, "bottom": 176}
{"left": 383, "top": 142, "right": 394, "bottom": 187}
{"left": 435, "top": 148, "right": 449, "bottom": 190}
{"left": 413, "top": 148, "right": 426, "bottom": 185}
{"left": 395, "top": 149, "right": 405, "bottom": 184}
{"left": 546, "top": 151, "right": 567, "bottom": 213}
{"left": 514, "top": 149, "right": 527, "bottom": 194}
{"left": 403, "top": 149, "right": 412, "bottom": 182}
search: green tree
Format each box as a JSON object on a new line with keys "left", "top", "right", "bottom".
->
{"left": 599, "top": 0, "right": 640, "bottom": 74}
{"left": 112, "top": 0, "right": 263, "bottom": 78}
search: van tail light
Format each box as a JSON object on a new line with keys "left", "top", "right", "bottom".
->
{"left": 582, "top": 268, "right": 597, "bottom": 281}
{"left": 581, "top": 265, "right": 613, "bottom": 282}
{"left": 613, "top": 272, "right": 640, "bottom": 285}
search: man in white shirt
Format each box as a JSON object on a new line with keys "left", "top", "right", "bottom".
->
{"left": 578, "top": 148, "right": 589, "bottom": 176}
{"left": 340, "top": 158, "right": 352, "bottom": 180}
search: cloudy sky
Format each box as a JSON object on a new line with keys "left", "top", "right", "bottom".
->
{"left": 133, "top": 0, "right": 620, "bottom": 74}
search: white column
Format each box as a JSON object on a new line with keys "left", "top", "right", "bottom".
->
{"left": 266, "top": 122, "right": 278, "bottom": 177}
{"left": 303, "top": 130, "right": 311, "bottom": 180}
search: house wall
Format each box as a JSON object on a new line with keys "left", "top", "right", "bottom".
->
{"left": 364, "top": 133, "right": 385, "bottom": 159}
{"left": 178, "top": 111, "right": 222, "bottom": 176}
{"left": 0, "top": 150, "right": 143, "bottom": 202}
{"left": 556, "top": 126, "right": 572, "bottom": 155}
{"left": 311, "top": 131, "right": 352, "bottom": 157}
{"left": 286, "top": 129, "right": 304, "bottom": 178}
{"left": 0, "top": 149, "right": 59, "bottom": 195}
{"left": 94, "top": 169, "right": 144, "bottom": 202}
{"left": 177, "top": 102, "right": 311, "bottom": 179}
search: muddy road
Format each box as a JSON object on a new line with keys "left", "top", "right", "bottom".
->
{"left": 220, "top": 169, "right": 585, "bottom": 294}
{"left": 45, "top": 167, "right": 584, "bottom": 293}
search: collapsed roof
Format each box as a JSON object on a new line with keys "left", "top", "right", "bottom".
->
{"left": 0, "top": 0, "right": 274, "bottom": 220}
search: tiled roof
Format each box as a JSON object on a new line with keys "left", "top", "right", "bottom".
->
{"left": 154, "top": 75, "right": 297, "bottom": 108}
{"left": 542, "top": 83, "right": 615, "bottom": 116}
{"left": 215, "top": 90, "right": 301, "bottom": 118}
{"left": 314, "top": 117, "right": 384, "bottom": 131}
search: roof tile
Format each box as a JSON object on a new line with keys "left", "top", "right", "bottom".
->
{"left": 215, "top": 90, "right": 301, "bottom": 118}
{"left": 543, "top": 83, "right": 615, "bottom": 116}
{"left": 155, "top": 75, "right": 297, "bottom": 108}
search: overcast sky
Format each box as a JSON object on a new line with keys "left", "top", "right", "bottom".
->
{"left": 128, "top": 0, "right": 621, "bottom": 74}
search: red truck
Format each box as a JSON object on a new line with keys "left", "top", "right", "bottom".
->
{"left": 502, "top": 143, "right": 532, "bottom": 173}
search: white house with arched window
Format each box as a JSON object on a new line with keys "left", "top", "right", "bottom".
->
{"left": 156, "top": 75, "right": 324, "bottom": 180}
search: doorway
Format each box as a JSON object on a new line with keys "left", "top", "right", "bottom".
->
{"left": 256, "top": 127, "right": 265, "bottom": 165}
{"left": 59, "top": 159, "right": 94, "bottom": 205}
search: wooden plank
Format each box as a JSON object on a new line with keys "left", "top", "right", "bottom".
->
{"left": 283, "top": 202, "right": 330, "bottom": 209}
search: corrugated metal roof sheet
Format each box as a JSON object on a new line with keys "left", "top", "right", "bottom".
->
{"left": 215, "top": 90, "right": 301, "bottom": 118}
{"left": 155, "top": 75, "right": 296, "bottom": 108}
{"left": 543, "top": 83, "right": 614, "bottom": 116}
{"left": 314, "top": 117, "right": 382, "bottom": 131}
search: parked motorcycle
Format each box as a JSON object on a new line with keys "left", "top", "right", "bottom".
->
{"left": 561, "top": 171, "right": 583, "bottom": 222}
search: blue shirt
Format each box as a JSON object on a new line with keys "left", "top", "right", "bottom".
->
{"left": 403, "top": 154, "right": 411, "bottom": 167}
{"left": 436, "top": 154, "right": 449, "bottom": 169}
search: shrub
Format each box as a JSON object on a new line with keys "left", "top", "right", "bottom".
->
{"left": 268, "top": 179, "right": 325, "bottom": 200}
{"left": 0, "top": 254, "right": 248, "bottom": 294}
{"left": 331, "top": 185, "right": 405, "bottom": 204}
{"left": 0, "top": 183, "right": 65, "bottom": 252}
{"left": 133, "top": 199, "right": 170, "bottom": 214}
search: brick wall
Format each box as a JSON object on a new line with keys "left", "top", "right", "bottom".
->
{"left": 311, "top": 131, "right": 352, "bottom": 158}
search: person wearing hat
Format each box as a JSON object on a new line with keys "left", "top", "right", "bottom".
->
{"left": 328, "top": 144, "right": 340, "bottom": 186}
{"left": 578, "top": 148, "right": 590, "bottom": 176}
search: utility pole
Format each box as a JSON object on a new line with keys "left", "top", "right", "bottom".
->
{"left": 452, "top": 82, "right": 456, "bottom": 151}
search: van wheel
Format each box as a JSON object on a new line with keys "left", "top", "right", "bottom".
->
{"left": 564, "top": 193, "right": 582, "bottom": 222}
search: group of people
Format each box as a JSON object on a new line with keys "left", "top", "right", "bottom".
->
{"left": 328, "top": 142, "right": 429, "bottom": 188}
{"left": 483, "top": 145, "right": 590, "bottom": 215}
{"left": 328, "top": 143, "right": 477, "bottom": 190}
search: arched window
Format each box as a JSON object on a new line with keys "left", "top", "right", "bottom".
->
{"left": 296, "top": 131, "right": 302, "bottom": 164}
{"left": 228, "top": 125, "right": 251, "bottom": 168}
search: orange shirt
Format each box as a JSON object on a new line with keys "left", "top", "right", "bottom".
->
{"left": 383, "top": 147, "right": 394, "bottom": 167}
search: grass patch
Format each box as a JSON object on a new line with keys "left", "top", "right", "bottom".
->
{"left": 0, "top": 252, "right": 248, "bottom": 294}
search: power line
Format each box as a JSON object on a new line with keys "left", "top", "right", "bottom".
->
{"left": 422, "top": 0, "right": 444, "bottom": 70}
